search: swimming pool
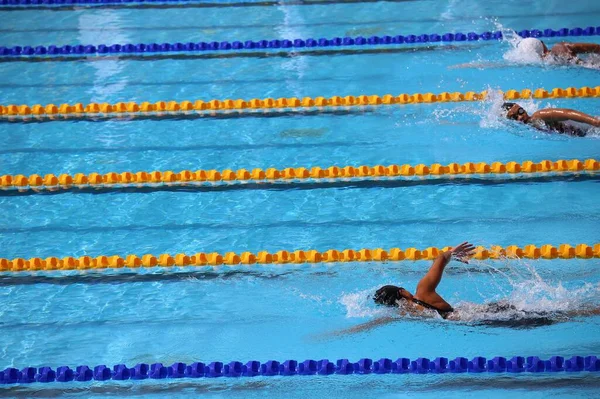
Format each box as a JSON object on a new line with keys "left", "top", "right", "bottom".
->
{"left": 1, "top": 0, "right": 600, "bottom": 397}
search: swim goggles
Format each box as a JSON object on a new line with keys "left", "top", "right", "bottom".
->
{"left": 508, "top": 107, "right": 526, "bottom": 120}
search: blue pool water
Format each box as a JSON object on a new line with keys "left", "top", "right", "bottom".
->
{"left": 1, "top": 0, "right": 600, "bottom": 397}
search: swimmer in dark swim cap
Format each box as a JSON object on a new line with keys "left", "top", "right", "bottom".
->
{"left": 373, "top": 242, "right": 476, "bottom": 319}
{"left": 502, "top": 102, "right": 600, "bottom": 137}
{"left": 322, "top": 242, "right": 600, "bottom": 336}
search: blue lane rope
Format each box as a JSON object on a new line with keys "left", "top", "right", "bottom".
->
{"left": 1, "top": 27, "right": 599, "bottom": 59}
{"left": 2, "top": 355, "right": 598, "bottom": 383}
{"left": 0, "top": 0, "right": 221, "bottom": 6}
{"left": 1, "top": 0, "right": 280, "bottom": 7}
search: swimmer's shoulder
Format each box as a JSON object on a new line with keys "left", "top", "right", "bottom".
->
{"left": 550, "top": 42, "right": 573, "bottom": 56}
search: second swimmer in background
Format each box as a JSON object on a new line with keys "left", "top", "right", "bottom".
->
{"left": 450, "top": 37, "right": 600, "bottom": 69}
{"left": 516, "top": 37, "right": 600, "bottom": 65}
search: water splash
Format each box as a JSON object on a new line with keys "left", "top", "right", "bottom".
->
{"left": 476, "top": 86, "right": 574, "bottom": 140}
{"left": 479, "top": 87, "right": 510, "bottom": 129}
{"left": 426, "top": 101, "right": 488, "bottom": 130}
{"left": 584, "top": 125, "right": 600, "bottom": 138}
{"left": 339, "top": 286, "right": 392, "bottom": 318}
{"left": 491, "top": 19, "right": 520, "bottom": 47}
{"left": 494, "top": 19, "right": 600, "bottom": 70}
{"left": 340, "top": 259, "right": 600, "bottom": 327}
{"left": 581, "top": 54, "right": 600, "bottom": 70}
{"left": 453, "top": 257, "right": 600, "bottom": 326}
{"left": 503, "top": 40, "right": 545, "bottom": 65}
{"left": 425, "top": 83, "right": 538, "bottom": 133}
{"left": 489, "top": 20, "right": 545, "bottom": 65}
{"left": 478, "top": 90, "right": 599, "bottom": 138}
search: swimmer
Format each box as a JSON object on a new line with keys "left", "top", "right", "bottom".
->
{"left": 325, "top": 242, "right": 600, "bottom": 336}
{"left": 502, "top": 102, "right": 600, "bottom": 137}
{"left": 517, "top": 37, "right": 600, "bottom": 64}
{"left": 450, "top": 37, "right": 600, "bottom": 69}
{"left": 372, "top": 242, "right": 475, "bottom": 320}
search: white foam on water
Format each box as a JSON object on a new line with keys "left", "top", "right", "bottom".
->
{"left": 294, "top": 288, "right": 335, "bottom": 307}
{"left": 454, "top": 256, "right": 600, "bottom": 323}
{"left": 78, "top": 11, "right": 128, "bottom": 103}
{"left": 339, "top": 286, "right": 393, "bottom": 318}
{"left": 475, "top": 89, "right": 600, "bottom": 139}
{"left": 584, "top": 126, "right": 600, "bottom": 138}
{"left": 477, "top": 91, "right": 599, "bottom": 138}
{"left": 503, "top": 41, "right": 545, "bottom": 65}
{"left": 478, "top": 87, "right": 509, "bottom": 129}
{"left": 493, "top": 20, "right": 600, "bottom": 70}
{"left": 477, "top": 86, "right": 543, "bottom": 133}
{"left": 339, "top": 258, "right": 600, "bottom": 325}
{"left": 275, "top": 5, "right": 309, "bottom": 98}
{"left": 490, "top": 20, "right": 546, "bottom": 66}
{"left": 427, "top": 99, "right": 489, "bottom": 129}
{"left": 580, "top": 54, "right": 600, "bottom": 70}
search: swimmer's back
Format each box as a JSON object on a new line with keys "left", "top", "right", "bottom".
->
{"left": 531, "top": 118, "right": 587, "bottom": 137}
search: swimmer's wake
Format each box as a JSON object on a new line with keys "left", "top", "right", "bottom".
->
{"left": 323, "top": 244, "right": 600, "bottom": 337}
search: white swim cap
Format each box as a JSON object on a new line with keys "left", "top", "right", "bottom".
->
{"left": 517, "top": 38, "right": 545, "bottom": 58}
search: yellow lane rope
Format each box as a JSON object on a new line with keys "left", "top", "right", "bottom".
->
{"left": 1, "top": 158, "right": 598, "bottom": 192}
{"left": 2, "top": 244, "right": 599, "bottom": 272}
{"left": 1, "top": 86, "right": 598, "bottom": 120}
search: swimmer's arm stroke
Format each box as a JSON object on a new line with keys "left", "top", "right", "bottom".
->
{"left": 326, "top": 309, "right": 439, "bottom": 337}
{"left": 533, "top": 109, "right": 600, "bottom": 127}
{"left": 330, "top": 316, "right": 401, "bottom": 337}
{"left": 560, "top": 42, "right": 600, "bottom": 55}
{"left": 550, "top": 43, "right": 600, "bottom": 65}
{"left": 417, "top": 242, "right": 476, "bottom": 292}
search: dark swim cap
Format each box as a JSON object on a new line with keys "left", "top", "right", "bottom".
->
{"left": 374, "top": 285, "right": 403, "bottom": 306}
{"left": 502, "top": 102, "right": 516, "bottom": 114}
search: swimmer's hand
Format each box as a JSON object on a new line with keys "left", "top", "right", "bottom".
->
{"left": 448, "top": 241, "right": 476, "bottom": 264}
{"left": 313, "top": 316, "right": 403, "bottom": 340}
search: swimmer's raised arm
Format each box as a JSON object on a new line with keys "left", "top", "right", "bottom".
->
{"left": 417, "top": 242, "right": 475, "bottom": 293}
{"left": 532, "top": 108, "right": 600, "bottom": 127}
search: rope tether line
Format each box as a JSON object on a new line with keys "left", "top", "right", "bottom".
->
{"left": 2, "top": 243, "right": 599, "bottom": 273}
{"left": 1, "top": 158, "right": 598, "bottom": 194}
{"left": 1, "top": 355, "right": 598, "bottom": 384}
{"left": 1, "top": 27, "right": 599, "bottom": 58}
{"left": 1, "top": 86, "right": 599, "bottom": 122}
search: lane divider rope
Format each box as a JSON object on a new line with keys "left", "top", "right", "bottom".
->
{"left": 2, "top": 355, "right": 598, "bottom": 383}
{"left": 2, "top": 243, "right": 599, "bottom": 273}
{"left": 1, "top": 86, "right": 599, "bottom": 121}
{"left": 1, "top": 0, "right": 273, "bottom": 7}
{"left": 1, "top": 27, "right": 599, "bottom": 57}
{"left": 1, "top": 158, "right": 598, "bottom": 194}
